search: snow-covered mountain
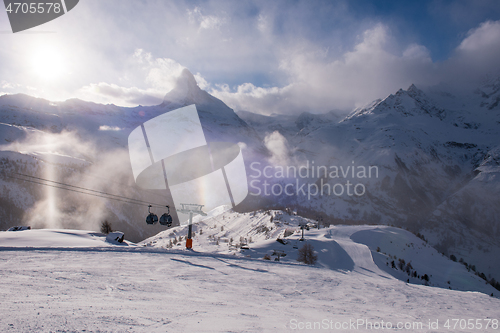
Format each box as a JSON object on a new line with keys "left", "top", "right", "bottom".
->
{"left": 238, "top": 82, "right": 500, "bottom": 285}
{"left": 237, "top": 109, "right": 343, "bottom": 146}
{"left": 0, "top": 69, "right": 265, "bottom": 241}
{"left": 161, "top": 69, "right": 263, "bottom": 147}
{"left": 1, "top": 70, "right": 500, "bottom": 287}
{"left": 0, "top": 69, "right": 263, "bottom": 150}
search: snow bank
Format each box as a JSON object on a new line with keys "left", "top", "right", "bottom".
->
{"left": 0, "top": 229, "right": 135, "bottom": 248}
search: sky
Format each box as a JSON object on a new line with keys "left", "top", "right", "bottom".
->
{"left": 1, "top": 0, "right": 500, "bottom": 115}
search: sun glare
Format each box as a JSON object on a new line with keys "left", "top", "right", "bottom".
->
{"left": 31, "top": 47, "right": 67, "bottom": 81}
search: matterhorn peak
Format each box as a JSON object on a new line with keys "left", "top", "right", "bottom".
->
{"left": 161, "top": 68, "right": 237, "bottom": 119}
{"left": 163, "top": 68, "right": 205, "bottom": 105}
{"left": 173, "top": 68, "right": 199, "bottom": 93}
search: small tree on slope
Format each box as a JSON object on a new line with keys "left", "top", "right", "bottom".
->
{"left": 100, "top": 220, "right": 113, "bottom": 234}
{"left": 297, "top": 243, "right": 317, "bottom": 265}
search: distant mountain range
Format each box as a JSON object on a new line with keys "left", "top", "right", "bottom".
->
{"left": 0, "top": 70, "right": 499, "bottom": 282}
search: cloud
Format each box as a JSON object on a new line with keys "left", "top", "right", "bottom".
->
{"left": 211, "top": 24, "right": 436, "bottom": 114}
{"left": 1, "top": 81, "right": 21, "bottom": 90}
{"left": 16, "top": 17, "right": 498, "bottom": 115}
{"left": 1, "top": 130, "right": 97, "bottom": 162}
{"left": 264, "top": 131, "right": 294, "bottom": 166}
{"left": 74, "top": 49, "right": 219, "bottom": 107}
{"left": 1, "top": 129, "right": 147, "bottom": 231}
{"left": 78, "top": 82, "right": 163, "bottom": 106}
{"left": 2, "top": 1, "right": 499, "bottom": 115}
{"left": 443, "top": 20, "right": 500, "bottom": 86}
{"left": 193, "top": 73, "right": 210, "bottom": 90}
{"left": 0, "top": 2, "right": 391, "bottom": 110}
{"left": 210, "top": 19, "right": 500, "bottom": 115}
{"left": 23, "top": 149, "right": 137, "bottom": 230}
{"left": 74, "top": 49, "right": 187, "bottom": 106}
{"left": 188, "top": 7, "right": 225, "bottom": 31}
{"left": 99, "top": 126, "right": 122, "bottom": 131}
{"left": 458, "top": 21, "right": 500, "bottom": 52}
{"left": 134, "top": 49, "right": 186, "bottom": 92}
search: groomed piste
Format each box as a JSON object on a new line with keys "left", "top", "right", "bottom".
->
{"left": 1, "top": 208, "right": 499, "bottom": 332}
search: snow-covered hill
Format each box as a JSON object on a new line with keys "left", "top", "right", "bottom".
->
{"left": 140, "top": 208, "right": 498, "bottom": 296}
{"left": 1, "top": 212, "right": 499, "bottom": 332}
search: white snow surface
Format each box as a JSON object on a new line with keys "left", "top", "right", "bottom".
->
{"left": 1, "top": 211, "right": 499, "bottom": 332}
{"left": 141, "top": 209, "right": 498, "bottom": 296}
{"left": 0, "top": 229, "right": 135, "bottom": 248}
{"left": 2, "top": 79, "right": 500, "bottom": 331}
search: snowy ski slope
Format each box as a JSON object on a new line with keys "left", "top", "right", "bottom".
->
{"left": 1, "top": 209, "right": 499, "bottom": 332}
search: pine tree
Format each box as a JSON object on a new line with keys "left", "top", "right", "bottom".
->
{"left": 297, "top": 243, "right": 317, "bottom": 265}
{"left": 100, "top": 220, "right": 113, "bottom": 234}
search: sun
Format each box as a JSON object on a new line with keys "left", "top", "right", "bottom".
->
{"left": 31, "top": 47, "right": 67, "bottom": 81}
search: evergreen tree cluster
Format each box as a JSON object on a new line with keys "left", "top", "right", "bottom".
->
{"left": 452, "top": 254, "right": 500, "bottom": 292}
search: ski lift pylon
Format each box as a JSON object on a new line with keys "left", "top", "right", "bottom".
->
{"left": 177, "top": 203, "right": 206, "bottom": 249}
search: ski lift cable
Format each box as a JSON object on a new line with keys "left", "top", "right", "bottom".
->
{"left": 77, "top": 171, "right": 170, "bottom": 202}
{"left": 7, "top": 171, "right": 165, "bottom": 207}
{"left": 6, "top": 174, "right": 165, "bottom": 208}
{"left": 5, "top": 173, "right": 165, "bottom": 209}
